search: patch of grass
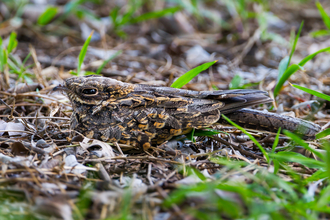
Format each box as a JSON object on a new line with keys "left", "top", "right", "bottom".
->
{"left": 165, "top": 150, "right": 330, "bottom": 219}
{"left": 73, "top": 182, "right": 94, "bottom": 219}
{"left": 275, "top": 12, "right": 330, "bottom": 98}
{"left": 3, "top": 0, "right": 99, "bottom": 30}
{"left": 0, "top": 189, "right": 36, "bottom": 219}
{"left": 0, "top": 32, "right": 18, "bottom": 72}
{"left": 1, "top": 0, "right": 27, "bottom": 18}
{"left": 71, "top": 32, "right": 122, "bottom": 76}
{"left": 274, "top": 42, "right": 330, "bottom": 97}
{"left": 165, "top": 129, "right": 330, "bottom": 219}
{"left": 130, "top": 6, "right": 181, "bottom": 24}
{"left": 110, "top": 2, "right": 181, "bottom": 38}
{"left": 60, "top": 0, "right": 100, "bottom": 23}
{"left": 8, "top": 53, "right": 34, "bottom": 83}
{"left": 0, "top": 31, "right": 35, "bottom": 83}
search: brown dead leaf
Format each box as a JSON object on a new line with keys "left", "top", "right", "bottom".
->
{"left": 11, "top": 142, "right": 29, "bottom": 156}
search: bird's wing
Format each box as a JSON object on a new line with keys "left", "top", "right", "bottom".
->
{"left": 116, "top": 84, "right": 272, "bottom": 114}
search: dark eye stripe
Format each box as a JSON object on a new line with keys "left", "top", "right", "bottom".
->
{"left": 82, "top": 89, "right": 97, "bottom": 95}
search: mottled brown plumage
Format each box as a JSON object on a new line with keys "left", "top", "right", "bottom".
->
{"left": 54, "top": 75, "right": 320, "bottom": 150}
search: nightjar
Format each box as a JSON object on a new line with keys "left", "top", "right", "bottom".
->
{"left": 54, "top": 75, "right": 320, "bottom": 150}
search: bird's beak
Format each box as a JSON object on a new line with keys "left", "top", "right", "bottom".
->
{"left": 53, "top": 85, "right": 69, "bottom": 92}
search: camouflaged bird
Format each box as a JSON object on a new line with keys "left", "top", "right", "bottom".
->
{"left": 54, "top": 75, "right": 321, "bottom": 150}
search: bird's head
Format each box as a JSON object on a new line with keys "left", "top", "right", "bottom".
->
{"left": 53, "top": 75, "right": 134, "bottom": 106}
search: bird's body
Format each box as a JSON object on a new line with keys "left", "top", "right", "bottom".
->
{"left": 55, "top": 75, "right": 320, "bottom": 149}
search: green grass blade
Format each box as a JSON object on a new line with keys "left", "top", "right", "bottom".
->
{"left": 316, "top": 128, "right": 330, "bottom": 139}
{"left": 270, "top": 129, "right": 281, "bottom": 174}
{"left": 304, "top": 170, "right": 328, "bottom": 184}
{"left": 22, "top": 52, "right": 31, "bottom": 66}
{"left": 283, "top": 130, "right": 325, "bottom": 160}
{"left": 186, "top": 128, "right": 195, "bottom": 142}
{"left": 288, "top": 21, "right": 303, "bottom": 69}
{"left": 119, "top": 0, "right": 141, "bottom": 26}
{"left": 316, "top": 1, "right": 330, "bottom": 30}
{"left": 272, "top": 128, "right": 281, "bottom": 153}
{"left": 211, "top": 157, "right": 248, "bottom": 167}
{"left": 0, "top": 37, "right": 5, "bottom": 71}
{"left": 7, "top": 61, "right": 20, "bottom": 75}
{"left": 171, "top": 61, "right": 217, "bottom": 89}
{"left": 310, "top": 29, "right": 330, "bottom": 38}
{"left": 273, "top": 159, "right": 280, "bottom": 174}
{"left": 2, "top": 49, "right": 8, "bottom": 70}
{"left": 274, "top": 22, "right": 303, "bottom": 97}
{"left": 110, "top": 7, "right": 120, "bottom": 27}
{"left": 20, "top": 53, "right": 32, "bottom": 73}
{"left": 291, "top": 83, "right": 330, "bottom": 102}
{"left": 241, "top": 82, "right": 260, "bottom": 89}
{"left": 277, "top": 56, "right": 289, "bottom": 82}
{"left": 37, "top": 6, "right": 58, "bottom": 26}
{"left": 229, "top": 74, "right": 242, "bottom": 89}
{"left": 78, "top": 31, "right": 94, "bottom": 76}
{"left": 96, "top": 50, "right": 122, "bottom": 75}
{"left": 194, "top": 129, "right": 221, "bottom": 137}
{"left": 7, "top": 32, "right": 18, "bottom": 54}
{"left": 321, "top": 141, "right": 330, "bottom": 178}
{"left": 317, "top": 185, "right": 330, "bottom": 208}
{"left": 270, "top": 151, "right": 324, "bottom": 169}
{"left": 130, "top": 6, "right": 181, "bottom": 24}
{"left": 70, "top": 71, "right": 78, "bottom": 76}
{"left": 221, "top": 114, "right": 270, "bottom": 162}
{"left": 298, "top": 47, "right": 330, "bottom": 66}
{"left": 274, "top": 64, "right": 303, "bottom": 97}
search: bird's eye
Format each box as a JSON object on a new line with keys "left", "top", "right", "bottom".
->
{"left": 82, "top": 88, "right": 97, "bottom": 95}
